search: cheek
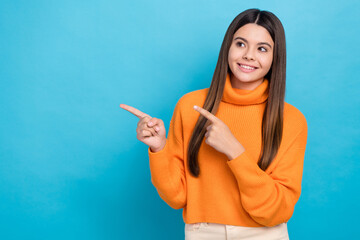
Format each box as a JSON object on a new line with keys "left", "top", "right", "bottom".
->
{"left": 228, "top": 46, "right": 242, "bottom": 62}
{"left": 228, "top": 48, "right": 235, "bottom": 62}
{"left": 259, "top": 55, "right": 273, "bottom": 70}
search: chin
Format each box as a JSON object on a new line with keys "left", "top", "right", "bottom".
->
{"left": 234, "top": 74, "right": 259, "bottom": 83}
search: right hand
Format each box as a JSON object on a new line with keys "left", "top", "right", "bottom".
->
{"left": 119, "top": 103, "right": 166, "bottom": 152}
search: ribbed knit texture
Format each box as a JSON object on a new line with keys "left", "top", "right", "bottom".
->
{"left": 148, "top": 73, "right": 308, "bottom": 227}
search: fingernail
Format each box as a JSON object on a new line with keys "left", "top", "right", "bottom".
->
{"left": 194, "top": 105, "right": 198, "bottom": 109}
{"left": 148, "top": 121, "right": 153, "bottom": 126}
{"left": 155, "top": 126, "right": 160, "bottom": 131}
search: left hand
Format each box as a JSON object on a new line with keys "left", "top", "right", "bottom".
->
{"left": 193, "top": 105, "right": 245, "bottom": 160}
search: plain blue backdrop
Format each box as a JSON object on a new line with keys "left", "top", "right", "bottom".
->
{"left": 1, "top": 0, "right": 359, "bottom": 239}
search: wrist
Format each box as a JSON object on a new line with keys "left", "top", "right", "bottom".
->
{"left": 227, "top": 144, "right": 245, "bottom": 161}
{"left": 150, "top": 140, "right": 166, "bottom": 153}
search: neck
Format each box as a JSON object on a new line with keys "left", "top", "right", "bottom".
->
{"left": 222, "top": 72, "right": 269, "bottom": 105}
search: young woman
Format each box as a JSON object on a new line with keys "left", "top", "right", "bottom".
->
{"left": 120, "top": 8, "right": 308, "bottom": 240}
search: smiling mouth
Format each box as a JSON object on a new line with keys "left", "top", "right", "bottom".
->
{"left": 237, "top": 63, "right": 258, "bottom": 70}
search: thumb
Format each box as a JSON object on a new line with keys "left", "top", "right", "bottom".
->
{"left": 147, "top": 117, "right": 164, "bottom": 131}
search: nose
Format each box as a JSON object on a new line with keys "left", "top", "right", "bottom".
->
{"left": 242, "top": 48, "right": 255, "bottom": 61}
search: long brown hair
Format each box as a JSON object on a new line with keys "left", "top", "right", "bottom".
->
{"left": 187, "top": 8, "right": 286, "bottom": 177}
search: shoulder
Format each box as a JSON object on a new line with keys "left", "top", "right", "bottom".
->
{"left": 175, "top": 88, "right": 209, "bottom": 111}
{"left": 171, "top": 88, "right": 209, "bottom": 126}
{"left": 284, "top": 102, "right": 308, "bottom": 134}
{"left": 178, "top": 88, "right": 208, "bottom": 105}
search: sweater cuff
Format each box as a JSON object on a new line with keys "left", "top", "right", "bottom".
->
{"left": 148, "top": 140, "right": 168, "bottom": 156}
{"left": 148, "top": 140, "right": 170, "bottom": 176}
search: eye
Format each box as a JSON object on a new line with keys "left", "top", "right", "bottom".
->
{"left": 259, "top": 46, "right": 267, "bottom": 52}
{"left": 236, "top": 42, "right": 245, "bottom": 47}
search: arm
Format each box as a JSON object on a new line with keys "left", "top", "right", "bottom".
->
{"left": 227, "top": 123, "right": 308, "bottom": 227}
{"left": 148, "top": 100, "right": 186, "bottom": 209}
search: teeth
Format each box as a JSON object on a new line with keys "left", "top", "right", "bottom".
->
{"left": 240, "top": 64, "right": 255, "bottom": 70}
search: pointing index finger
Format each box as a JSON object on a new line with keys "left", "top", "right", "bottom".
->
{"left": 193, "top": 105, "right": 218, "bottom": 123}
{"left": 120, "top": 104, "right": 150, "bottom": 119}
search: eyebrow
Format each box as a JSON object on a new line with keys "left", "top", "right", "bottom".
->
{"left": 234, "top": 37, "right": 272, "bottom": 49}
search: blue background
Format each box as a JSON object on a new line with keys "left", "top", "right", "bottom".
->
{"left": 1, "top": 0, "right": 359, "bottom": 239}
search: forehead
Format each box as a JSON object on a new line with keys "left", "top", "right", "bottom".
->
{"left": 233, "top": 23, "right": 274, "bottom": 45}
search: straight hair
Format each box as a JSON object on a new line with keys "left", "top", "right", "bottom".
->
{"left": 187, "top": 8, "right": 286, "bottom": 177}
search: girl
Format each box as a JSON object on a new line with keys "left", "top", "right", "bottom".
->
{"left": 120, "top": 8, "right": 307, "bottom": 240}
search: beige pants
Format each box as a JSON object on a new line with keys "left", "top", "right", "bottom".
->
{"left": 185, "top": 222, "right": 289, "bottom": 240}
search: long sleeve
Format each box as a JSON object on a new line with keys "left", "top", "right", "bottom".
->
{"left": 227, "top": 121, "right": 308, "bottom": 227}
{"left": 148, "top": 100, "right": 187, "bottom": 209}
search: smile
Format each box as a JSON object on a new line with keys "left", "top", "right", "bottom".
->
{"left": 237, "top": 63, "right": 257, "bottom": 72}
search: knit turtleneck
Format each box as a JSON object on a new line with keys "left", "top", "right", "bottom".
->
{"left": 222, "top": 73, "right": 269, "bottom": 105}
{"left": 148, "top": 71, "right": 308, "bottom": 227}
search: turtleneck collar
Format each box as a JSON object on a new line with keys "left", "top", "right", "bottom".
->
{"left": 221, "top": 73, "right": 269, "bottom": 105}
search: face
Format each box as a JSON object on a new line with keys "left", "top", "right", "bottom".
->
{"left": 228, "top": 23, "right": 274, "bottom": 90}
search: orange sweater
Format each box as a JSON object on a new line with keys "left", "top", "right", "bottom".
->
{"left": 148, "top": 73, "right": 308, "bottom": 227}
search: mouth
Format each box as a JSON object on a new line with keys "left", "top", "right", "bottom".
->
{"left": 238, "top": 63, "right": 258, "bottom": 70}
{"left": 237, "top": 63, "right": 258, "bottom": 72}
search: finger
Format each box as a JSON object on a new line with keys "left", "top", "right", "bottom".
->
{"left": 139, "top": 126, "right": 157, "bottom": 138}
{"left": 141, "top": 123, "right": 157, "bottom": 136}
{"left": 138, "top": 116, "right": 151, "bottom": 128}
{"left": 147, "top": 117, "right": 163, "bottom": 129}
{"left": 120, "top": 104, "right": 151, "bottom": 119}
{"left": 147, "top": 127, "right": 157, "bottom": 136}
{"left": 205, "top": 131, "right": 209, "bottom": 138}
{"left": 138, "top": 129, "right": 152, "bottom": 140}
{"left": 193, "top": 105, "right": 218, "bottom": 123}
{"left": 148, "top": 121, "right": 160, "bottom": 131}
{"left": 142, "top": 121, "right": 160, "bottom": 132}
{"left": 141, "top": 129, "right": 152, "bottom": 137}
